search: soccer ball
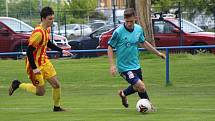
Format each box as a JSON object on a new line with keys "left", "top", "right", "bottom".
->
{"left": 136, "top": 99, "right": 152, "bottom": 113}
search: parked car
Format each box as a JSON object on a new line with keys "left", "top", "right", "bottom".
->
{"left": 68, "top": 25, "right": 114, "bottom": 58}
{"left": 0, "top": 17, "right": 70, "bottom": 58}
{"left": 193, "top": 14, "right": 214, "bottom": 30}
{"left": 97, "top": 17, "right": 215, "bottom": 55}
{"left": 89, "top": 20, "right": 107, "bottom": 31}
{"left": 58, "top": 24, "right": 92, "bottom": 39}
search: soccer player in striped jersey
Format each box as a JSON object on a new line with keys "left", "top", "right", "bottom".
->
{"left": 108, "top": 8, "right": 166, "bottom": 109}
{"left": 8, "top": 6, "right": 72, "bottom": 112}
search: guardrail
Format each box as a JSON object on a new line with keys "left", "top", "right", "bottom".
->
{"left": 1, "top": 45, "right": 215, "bottom": 85}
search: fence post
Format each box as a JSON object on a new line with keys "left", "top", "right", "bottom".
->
{"left": 64, "top": 11, "right": 67, "bottom": 37}
{"left": 165, "top": 48, "right": 171, "bottom": 85}
{"left": 213, "top": 10, "right": 215, "bottom": 33}
{"left": 112, "top": 0, "right": 116, "bottom": 27}
{"left": 178, "top": 2, "right": 183, "bottom": 46}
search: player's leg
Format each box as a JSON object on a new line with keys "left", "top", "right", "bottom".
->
{"left": 47, "top": 76, "right": 65, "bottom": 112}
{"left": 23, "top": 73, "right": 45, "bottom": 96}
{"left": 9, "top": 81, "right": 45, "bottom": 96}
{"left": 133, "top": 80, "right": 156, "bottom": 112}
{"left": 44, "top": 62, "right": 65, "bottom": 112}
{"left": 133, "top": 69, "right": 156, "bottom": 111}
{"left": 8, "top": 73, "right": 45, "bottom": 96}
{"left": 118, "top": 90, "right": 129, "bottom": 108}
{"left": 118, "top": 84, "right": 136, "bottom": 108}
{"left": 118, "top": 70, "right": 140, "bottom": 108}
{"left": 9, "top": 79, "right": 21, "bottom": 96}
{"left": 133, "top": 80, "right": 149, "bottom": 100}
{"left": 132, "top": 69, "right": 150, "bottom": 100}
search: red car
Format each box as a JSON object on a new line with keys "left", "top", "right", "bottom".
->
{"left": 0, "top": 17, "right": 70, "bottom": 58}
{"left": 97, "top": 17, "right": 215, "bottom": 54}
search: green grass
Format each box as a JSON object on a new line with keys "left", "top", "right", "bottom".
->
{"left": 1, "top": 54, "right": 215, "bottom": 121}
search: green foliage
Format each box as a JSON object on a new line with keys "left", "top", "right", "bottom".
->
{"left": 56, "top": 0, "right": 99, "bottom": 24}
{"left": 1, "top": 0, "right": 66, "bottom": 26}
{"left": 176, "top": 0, "right": 213, "bottom": 14}
{"left": 8, "top": 0, "right": 38, "bottom": 16}
{"left": 68, "top": 17, "right": 86, "bottom": 24}
{"left": 0, "top": 0, "right": 6, "bottom": 16}
{"left": 89, "top": 11, "right": 107, "bottom": 20}
{"left": 64, "top": 0, "right": 97, "bottom": 18}
{"left": 66, "top": 0, "right": 97, "bottom": 10}
{"left": 153, "top": 0, "right": 174, "bottom": 12}
{"left": 7, "top": 0, "right": 63, "bottom": 15}
{"left": 153, "top": 0, "right": 215, "bottom": 15}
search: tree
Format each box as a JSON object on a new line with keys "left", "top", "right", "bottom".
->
{"left": 0, "top": 0, "right": 6, "bottom": 16}
{"left": 152, "top": 0, "right": 173, "bottom": 13}
{"left": 152, "top": 0, "right": 215, "bottom": 15}
{"left": 64, "top": 0, "right": 97, "bottom": 18}
{"left": 126, "top": 0, "right": 155, "bottom": 46}
{"left": 126, "top": 0, "right": 135, "bottom": 8}
{"left": 5, "top": 0, "right": 58, "bottom": 17}
{"left": 61, "top": 0, "right": 97, "bottom": 23}
{"left": 135, "top": 0, "right": 155, "bottom": 46}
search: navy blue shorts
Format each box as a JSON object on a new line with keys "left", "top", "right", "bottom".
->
{"left": 120, "top": 68, "right": 143, "bottom": 85}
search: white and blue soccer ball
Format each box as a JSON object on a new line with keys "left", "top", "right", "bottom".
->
{"left": 136, "top": 99, "right": 152, "bottom": 113}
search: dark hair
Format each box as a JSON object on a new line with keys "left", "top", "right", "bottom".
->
{"left": 40, "top": 6, "right": 54, "bottom": 21}
{"left": 124, "top": 8, "right": 136, "bottom": 18}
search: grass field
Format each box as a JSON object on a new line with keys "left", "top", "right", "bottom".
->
{"left": 0, "top": 54, "right": 215, "bottom": 121}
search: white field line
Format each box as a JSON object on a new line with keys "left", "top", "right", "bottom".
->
{"left": 1, "top": 83, "right": 215, "bottom": 89}
{"left": 0, "top": 107, "right": 215, "bottom": 111}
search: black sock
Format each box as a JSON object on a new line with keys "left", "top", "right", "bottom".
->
{"left": 138, "top": 91, "right": 150, "bottom": 100}
{"left": 123, "top": 85, "right": 136, "bottom": 96}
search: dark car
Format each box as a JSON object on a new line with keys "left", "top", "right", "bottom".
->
{"left": 68, "top": 25, "right": 114, "bottom": 58}
{"left": 97, "top": 17, "right": 215, "bottom": 55}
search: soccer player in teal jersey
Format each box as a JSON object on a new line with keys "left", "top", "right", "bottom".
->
{"left": 108, "top": 8, "right": 166, "bottom": 109}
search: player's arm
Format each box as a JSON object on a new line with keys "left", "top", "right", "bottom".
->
{"left": 27, "top": 31, "right": 41, "bottom": 73}
{"left": 47, "top": 40, "right": 72, "bottom": 56}
{"left": 138, "top": 28, "right": 165, "bottom": 59}
{"left": 108, "top": 45, "right": 117, "bottom": 76}
{"left": 27, "top": 45, "right": 37, "bottom": 69}
{"left": 26, "top": 45, "right": 41, "bottom": 74}
{"left": 107, "top": 31, "right": 119, "bottom": 76}
{"left": 140, "top": 41, "right": 166, "bottom": 59}
{"left": 47, "top": 40, "right": 62, "bottom": 52}
{"left": 108, "top": 45, "right": 115, "bottom": 67}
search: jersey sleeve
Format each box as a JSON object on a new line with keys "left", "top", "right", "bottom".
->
{"left": 108, "top": 31, "right": 119, "bottom": 48}
{"left": 28, "top": 31, "right": 43, "bottom": 48}
{"left": 139, "top": 29, "right": 145, "bottom": 43}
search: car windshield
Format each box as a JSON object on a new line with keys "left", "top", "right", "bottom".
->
{"left": 0, "top": 18, "right": 33, "bottom": 33}
{"left": 92, "top": 25, "right": 114, "bottom": 37}
{"left": 171, "top": 19, "right": 203, "bottom": 33}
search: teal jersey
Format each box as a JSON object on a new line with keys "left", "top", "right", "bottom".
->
{"left": 108, "top": 24, "right": 145, "bottom": 72}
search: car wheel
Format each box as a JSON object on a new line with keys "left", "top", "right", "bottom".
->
{"left": 191, "top": 43, "right": 211, "bottom": 54}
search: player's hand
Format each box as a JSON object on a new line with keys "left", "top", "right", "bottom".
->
{"left": 33, "top": 68, "right": 41, "bottom": 74}
{"left": 158, "top": 52, "right": 166, "bottom": 59}
{"left": 62, "top": 50, "right": 73, "bottom": 56}
{"left": 110, "top": 65, "right": 117, "bottom": 76}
